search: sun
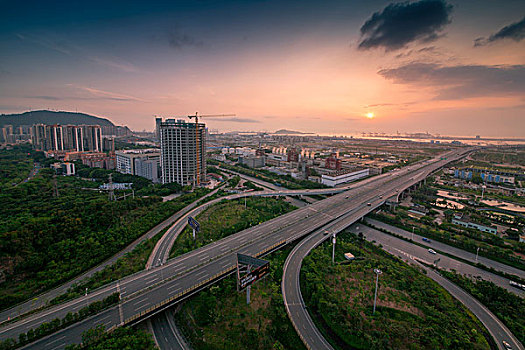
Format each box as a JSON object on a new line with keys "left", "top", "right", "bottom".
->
{"left": 366, "top": 112, "right": 374, "bottom": 119}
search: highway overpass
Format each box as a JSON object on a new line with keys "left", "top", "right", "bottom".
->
{"left": 1, "top": 149, "right": 470, "bottom": 348}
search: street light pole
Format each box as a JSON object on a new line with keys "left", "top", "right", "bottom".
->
{"left": 412, "top": 227, "right": 414, "bottom": 241}
{"left": 475, "top": 247, "right": 480, "bottom": 262}
{"left": 332, "top": 234, "right": 336, "bottom": 264}
{"left": 373, "top": 269, "right": 382, "bottom": 314}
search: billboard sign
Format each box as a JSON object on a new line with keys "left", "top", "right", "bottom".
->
{"left": 188, "top": 216, "right": 200, "bottom": 233}
{"left": 237, "top": 253, "right": 270, "bottom": 291}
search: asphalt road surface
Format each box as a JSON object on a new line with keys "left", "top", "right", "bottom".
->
{"left": 3, "top": 149, "right": 469, "bottom": 348}
{"left": 356, "top": 225, "right": 523, "bottom": 350}
{"left": 281, "top": 216, "right": 524, "bottom": 350}
{"left": 357, "top": 224, "right": 524, "bottom": 297}
{"left": 0, "top": 185, "right": 224, "bottom": 325}
{"left": 365, "top": 218, "right": 525, "bottom": 280}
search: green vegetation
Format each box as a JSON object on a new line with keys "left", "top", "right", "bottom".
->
{"left": 0, "top": 147, "right": 210, "bottom": 311}
{"left": 65, "top": 326, "right": 156, "bottom": 350}
{"left": 382, "top": 155, "right": 428, "bottom": 172}
{"left": 228, "top": 175, "right": 241, "bottom": 188}
{"left": 0, "top": 293, "right": 120, "bottom": 350}
{"left": 244, "top": 180, "right": 263, "bottom": 191}
{"left": 209, "top": 159, "right": 328, "bottom": 189}
{"left": 301, "top": 232, "right": 491, "bottom": 350}
{"left": 364, "top": 221, "right": 525, "bottom": 285}
{"left": 51, "top": 228, "right": 166, "bottom": 305}
{"left": 176, "top": 247, "right": 305, "bottom": 350}
{"left": 170, "top": 197, "right": 296, "bottom": 259}
{"left": 440, "top": 269, "right": 525, "bottom": 344}
{"left": 470, "top": 149, "right": 525, "bottom": 168}
{"left": 370, "top": 209, "right": 525, "bottom": 271}
{"left": 0, "top": 145, "right": 43, "bottom": 188}
{"left": 0, "top": 110, "right": 114, "bottom": 128}
{"left": 75, "top": 163, "right": 182, "bottom": 196}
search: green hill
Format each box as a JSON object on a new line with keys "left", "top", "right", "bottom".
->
{"left": 0, "top": 110, "right": 115, "bottom": 127}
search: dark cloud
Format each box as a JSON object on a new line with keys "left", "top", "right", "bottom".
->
{"left": 474, "top": 16, "right": 525, "bottom": 47}
{"left": 358, "top": 0, "right": 452, "bottom": 51}
{"left": 167, "top": 29, "right": 203, "bottom": 50}
{"left": 378, "top": 63, "right": 525, "bottom": 100}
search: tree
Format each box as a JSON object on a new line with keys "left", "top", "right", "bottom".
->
{"left": 82, "top": 324, "right": 106, "bottom": 346}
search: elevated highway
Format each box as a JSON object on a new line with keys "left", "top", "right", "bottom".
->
{"left": 1, "top": 149, "right": 470, "bottom": 348}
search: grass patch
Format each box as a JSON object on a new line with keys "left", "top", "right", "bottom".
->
{"left": 440, "top": 269, "right": 525, "bottom": 345}
{"left": 301, "top": 231, "right": 491, "bottom": 350}
{"left": 169, "top": 197, "right": 296, "bottom": 259}
{"left": 175, "top": 247, "right": 306, "bottom": 350}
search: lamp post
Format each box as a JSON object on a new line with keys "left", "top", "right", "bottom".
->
{"left": 373, "top": 269, "right": 382, "bottom": 314}
{"left": 332, "top": 234, "right": 336, "bottom": 264}
{"left": 412, "top": 226, "right": 414, "bottom": 241}
{"left": 475, "top": 247, "right": 480, "bottom": 262}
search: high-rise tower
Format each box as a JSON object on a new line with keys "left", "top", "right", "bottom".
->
{"left": 159, "top": 119, "right": 206, "bottom": 186}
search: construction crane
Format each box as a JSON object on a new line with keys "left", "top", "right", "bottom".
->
{"left": 187, "top": 112, "right": 235, "bottom": 185}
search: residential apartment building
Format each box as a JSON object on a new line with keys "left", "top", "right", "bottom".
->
{"left": 115, "top": 149, "right": 161, "bottom": 183}
{"left": 159, "top": 119, "right": 206, "bottom": 186}
{"left": 31, "top": 124, "right": 102, "bottom": 152}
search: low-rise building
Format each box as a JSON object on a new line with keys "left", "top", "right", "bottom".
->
{"left": 115, "top": 149, "right": 160, "bottom": 182}
{"left": 239, "top": 155, "right": 265, "bottom": 168}
{"left": 452, "top": 214, "right": 497, "bottom": 234}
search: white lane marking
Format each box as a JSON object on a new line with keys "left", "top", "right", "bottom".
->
{"left": 195, "top": 270, "right": 208, "bottom": 278}
{"left": 45, "top": 335, "right": 66, "bottom": 346}
{"left": 167, "top": 283, "right": 181, "bottom": 292}
{"left": 133, "top": 297, "right": 149, "bottom": 307}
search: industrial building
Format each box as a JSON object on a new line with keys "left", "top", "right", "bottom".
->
{"left": 159, "top": 119, "right": 206, "bottom": 186}
{"left": 452, "top": 214, "right": 497, "bottom": 234}
{"left": 321, "top": 168, "right": 369, "bottom": 187}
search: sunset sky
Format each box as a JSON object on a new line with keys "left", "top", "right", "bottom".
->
{"left": 1, "top": 0, "right": 524, "bottom": 136}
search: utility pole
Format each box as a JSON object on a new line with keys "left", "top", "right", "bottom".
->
{"left": 332, "top": 234, "right": 336, "bottom": 264}
{"left": 373, "top": 269, "right": 382, "bottom": 314}
{"left": 108, "top": 173, "right": 115, "bottom": 201}
{"left": 246, "top": 266, "right": 251, "bottom": 305}
{"left": 412, "top": 226, "right": 414, "bottom": 241}
{"left": 53, "top": 174, "right": 59, "bottom": 197}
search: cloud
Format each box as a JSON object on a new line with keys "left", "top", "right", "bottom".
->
{"left": 26, "top": 95, "right": 62, "bottom": 101}
{"left": 474, "top": 16, "right": 525, "bottom": 46}
{"left": 167, "top": 28, "right": 203, "bottom": 50}
{"left": 210, "top": 117, "right": 260, "bottom": 123}
{"left": 89, "top": 56, "right": 139, "bottom": 73}
{"left": 16, "top": 33, "right": 138, "bottom": 73}
{"left": 65, "top": 85, "right": 146, "bottom": 102}
{"left": 16, "top": 33, "right": 73, "bottom": 55}
{"left": 378, "top": 62, "right": 525, "bottom": 100}
{"left": 358, "top": 0, "right": 452, "bottom": 51}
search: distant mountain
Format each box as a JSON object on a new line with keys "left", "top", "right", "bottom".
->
{"left": 273, "top": 129, "right": 313, "bottom": 135}
{"left": 0, "top": 110, "right": 115, "bottom": 127}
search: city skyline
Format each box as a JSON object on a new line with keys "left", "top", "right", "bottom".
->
{"left": 1, "top": 0, "right": 524, "bottom": 137}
